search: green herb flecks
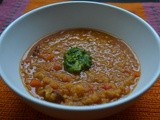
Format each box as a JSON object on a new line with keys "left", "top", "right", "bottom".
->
{"left": 63, "top": 47, "right": 92, "bottom": 74}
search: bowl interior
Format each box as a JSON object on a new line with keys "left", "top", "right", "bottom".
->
{"left": 0, "top": 2, "right": 160, "bottom": 108}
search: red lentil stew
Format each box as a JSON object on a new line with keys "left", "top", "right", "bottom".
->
{"left": 20, "top": 28, "right": 140, "bottom": 106}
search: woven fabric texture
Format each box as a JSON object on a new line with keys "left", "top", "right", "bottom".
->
{"left": 0, "top": 0, "right": 160, "bottom": 120}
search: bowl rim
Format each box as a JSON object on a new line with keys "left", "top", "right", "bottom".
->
{"left": 0, "top": 1, "right": 160, "bottom": 111}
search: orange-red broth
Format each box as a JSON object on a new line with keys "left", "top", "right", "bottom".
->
{"left": 20, "top": 29, "right": 140, "bottom": 106}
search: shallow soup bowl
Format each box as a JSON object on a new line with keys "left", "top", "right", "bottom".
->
{"left": 0, "top": 1, "right": 160, "bottom": 120}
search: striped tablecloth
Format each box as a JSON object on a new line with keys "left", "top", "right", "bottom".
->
{"left": 0, "top": 0, "right": 160, "bottom": 119}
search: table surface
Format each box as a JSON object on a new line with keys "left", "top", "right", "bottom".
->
{"left": 0, "top": 0, "right": 160, "bottom": 120}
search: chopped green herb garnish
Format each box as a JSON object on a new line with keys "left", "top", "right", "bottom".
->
{"left": 63, "top": 47, "right": 92, "bottom": 74}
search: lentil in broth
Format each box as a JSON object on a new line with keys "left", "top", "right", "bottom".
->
{"left": 20, "top": 28, "right": 140, "bottom": 106}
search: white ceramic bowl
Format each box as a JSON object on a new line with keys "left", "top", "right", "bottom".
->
{"left": 0, "top": 1, "right": 160, "bottom": 120}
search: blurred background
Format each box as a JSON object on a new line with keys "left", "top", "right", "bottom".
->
{"left": 73, "top": 0, "right": 160, "bottom": 2}
{"left": 0, "top": 0, "right": 160, "bottom": 3}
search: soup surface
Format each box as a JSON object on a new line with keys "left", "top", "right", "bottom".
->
{"left": 20, "top": 28, "right": 140, "bottom": 106}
